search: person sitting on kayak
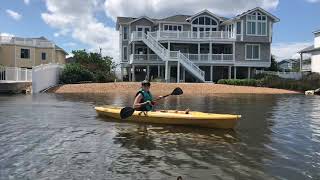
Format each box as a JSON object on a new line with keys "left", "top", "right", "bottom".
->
{"left": 133, "top": 80, "right": 162, "bottom": 112}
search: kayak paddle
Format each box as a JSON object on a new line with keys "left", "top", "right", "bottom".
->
{"left": 120, "top": 87, "right": 183, "bottom": 119}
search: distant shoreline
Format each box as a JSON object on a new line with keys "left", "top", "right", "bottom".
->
{"left": 48, "top": 82, "right": 300, "bottom": 95}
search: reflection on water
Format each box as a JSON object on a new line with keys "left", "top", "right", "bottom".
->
{"left": 0, "top": 93, "right": 319, "bottom": 179}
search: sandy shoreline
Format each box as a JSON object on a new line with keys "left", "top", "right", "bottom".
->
{"left": 48, "top": 82, "right": 300, "bottom": 95}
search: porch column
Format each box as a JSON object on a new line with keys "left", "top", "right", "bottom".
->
{"left": 168, "top": 42, "right": 171, "bottom": 51}
{"left": 300, "top": 53, "right": 303, "bottom": 72}
{"left": 198, "top": 43, "right": 200, "bottom": 61}
{"left": 183, "top": 67, "right": 186, "bottom": 82}
{"left": 146, "top": 65, "right": 150, "bottom": 80}
{"left": 228, "top": 66, "right": 232, "bottom": 79}
{"left": 248, "top": 67, "right": 251, "bottom": 79}
{"left": 165, "top": 61, "right": 169, "bottom": 82}
{"left": 209, "top": 42, "right": 212, "bottom": 56}
{"left": 147, "top": 47, "right": 150, "bottom": 61}
{"left": 177, "top": 61, "right": 180, "bottom": 83}
{"left": 132, "top": 65, "right": 135, "bottom": 81}
{"left": 234, "top": 66, "right": 237, "bottom": 79}
{"left": 158, "top": 65, "right": 160, "bottom": 78}
{"left": 128, "top": 67, "right": 132, "bottom": 81}
{"left": 120, "top": 67, "right": 124, "bottom": 81}
{"left": 132, "top": 42, "right": 135, "bottom": 55}
{"left": 210, "top": 65, "right": 213, "bottom": 82}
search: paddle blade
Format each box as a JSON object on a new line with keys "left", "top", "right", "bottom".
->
{"left": 171, "top": 87, "right": 183, "bottom": 96}
{"left": 120, "top": 107, "right": 135, "bottom": 119}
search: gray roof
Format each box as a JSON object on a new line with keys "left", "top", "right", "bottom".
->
{"left": 159, "top": 15, "right": 191, "bottom": 22}
{"left": 299, "top": 45, "right": 320, "bottom": 53}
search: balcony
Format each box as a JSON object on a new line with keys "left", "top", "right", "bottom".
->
{"left": 0, "top": 36, "right": 55, "bottom": 48}
{"left": 128, "top": 53, "right": 233, "bottom": 64}
{"left": 182, "top": 53, "right": 234, "bottom": 63}
{"left": 129, "top": 54, "right": 162, "bottom": 64}
{"left": 130, "top": 31, "right": 235, "bottom": 42}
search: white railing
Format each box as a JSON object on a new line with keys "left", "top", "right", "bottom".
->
{"left": 182, "top": 53, "right": 234, "bottom": 62}
{"left": 134, "top": 32, "right": 205, "bottom": 82}
{"left": 255, "top": 70, "right": 302, "bottom": 80}
{"left": 0, "top": 66, "right": 32, "bottom": 81}
{"left": 32, "top": 63, "right": 64, "bottom": 93}
{"left": 132, "top": 31, "right": 235, "bottom": 41}
{"left": 178, "top": 52, "right": 205, "bottom": 80}
{"left": 129, "top": 54, "right": 162, "bottom": 61}
{"left": 0, "top": 36, "right": 54, "bottom": 48}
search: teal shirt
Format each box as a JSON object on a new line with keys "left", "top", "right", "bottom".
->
{"left": 136, "top": 89, "right": 153, "bottom": 111}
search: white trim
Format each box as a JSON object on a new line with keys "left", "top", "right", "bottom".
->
{"left": 269, "top": 21, "right": 273, "bottom": 42}
{"left": 186, "top": 9, "right": 224, "bottom": 22}
{"left": 233, "top": 42, "right": 236, "bottom": 62}
{"left": 241, "top": 20, "right": 244, "bottom": 41}
{"left": 129, "top": 16, "right": 155, "bottom": 24}
{"left": 245, "top": 44, "right": 260, "bottom": 60}
{"left": 163, "top": 24, "right": 183, "bottom": 31}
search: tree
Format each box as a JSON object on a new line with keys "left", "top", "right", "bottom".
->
{"left": 267, "top": 55, "right": 279, "bottom": 71}
{"left": 60, "top": 49, "right": 118, "bottom": 83}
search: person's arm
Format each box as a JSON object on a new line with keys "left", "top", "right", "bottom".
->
{"left": 133, "top": 93, "right": 150, "bottom": 109}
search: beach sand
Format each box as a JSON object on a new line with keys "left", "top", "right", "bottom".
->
{"left": 48, "top": 82, "right": 300, "bottom": 95}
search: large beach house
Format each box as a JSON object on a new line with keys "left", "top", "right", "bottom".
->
{"left": 116, "top": 7, "right": 280, "bottom": 82}
{"left": 0, "top": 36, "right": 67, "bottom": 68}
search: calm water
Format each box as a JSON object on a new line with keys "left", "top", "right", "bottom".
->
{"left": 0, "top": 93, "right": 320, "bottom": 180}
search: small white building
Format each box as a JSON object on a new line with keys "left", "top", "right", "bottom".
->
{"left": 299, "top": 30, "right": 320, "bottom": 73}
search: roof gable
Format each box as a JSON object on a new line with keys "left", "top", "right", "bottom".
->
{"left": 236, "top": 7, "right": 280, "bottom": 22}
{"left": 186, "top": 9, "right": 227, "bottom": 22}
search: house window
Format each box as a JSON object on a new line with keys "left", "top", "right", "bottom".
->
{"left": 41, "top": 52, "right": 46, "bottom": 60}
{"left": 123, "top": 46, "right": 128, "bottom": 61}
{"left": 163, "top": 24, "right": 183, "bottom": 31}
{"left": 191, "top": 15, "right": 218, "bottom": 32}
{"left": 246, "top": 44, "right": 260, "bottom": 60}
{"left": 247, "top": 12, "right": 267, "bottom": 36}
{"left": 236, "top": 22, "right": 242, "bottom": 35}
{"left": 20, "top": 49, "right": 30, "bottom": 59}
{"left": 123, "top": 26, "right": 128, "bottom": 40}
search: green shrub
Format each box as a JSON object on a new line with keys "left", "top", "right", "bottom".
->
{"left": 60, "top": 63, "right": 94, "bottom": 84}
{"left": 217, "top": 79, "right": 263, "bottom": 87}
{"left": 151, "top": 78, "right": 165, "bottom": 82}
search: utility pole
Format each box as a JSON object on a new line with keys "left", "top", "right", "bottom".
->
{"left": 99, "top": 47, "right": 102, "bottom": 56}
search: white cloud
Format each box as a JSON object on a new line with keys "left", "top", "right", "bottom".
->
{"left": 0, "top": 33, "right": 15, "bottom": 37}
{"left": 41, "top": 0, "right": 119, "bottom": 63}
{"left": 104, "top": 0, "right": 279, "bottom": 20}
{"left": 306, "top": 0, "right": 319, "bottom": 3}
{"left": 271, "top": 42, "right": 312, "bottom": 61}
{"left": 6, "top": 9, "right": 22, "bottom": 21}
{"left": 24, "top": 0, "right": 30, "bottom": 5}
{"left": 63, "top": 42, "right": 77, "bottom": 47}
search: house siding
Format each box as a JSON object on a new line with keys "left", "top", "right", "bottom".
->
{"left": 0, "top": 44, "right": 15, "bottom": 67}
{"left": 235, "top": 42, "right": 270, "bottom": 62}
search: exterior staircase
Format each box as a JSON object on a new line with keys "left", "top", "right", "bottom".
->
{"left": 140, "top": 32, "right": 205, "bottom": 82}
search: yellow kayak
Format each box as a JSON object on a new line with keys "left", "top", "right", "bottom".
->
{"left": 95, "top": 106, "right": 241, "bottom": 129}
